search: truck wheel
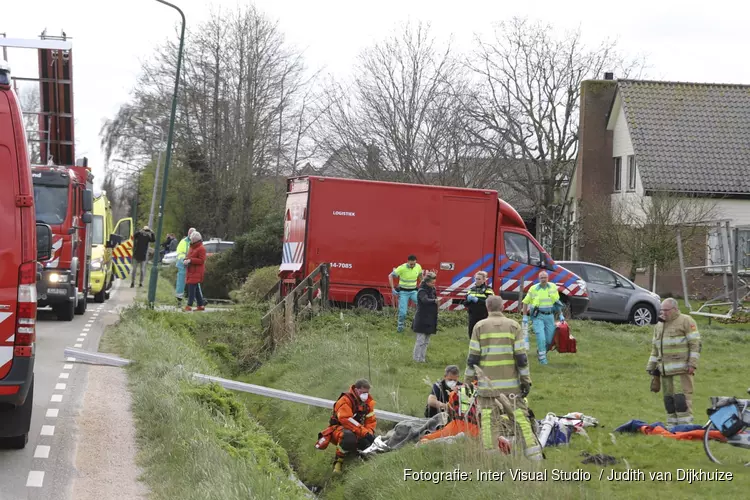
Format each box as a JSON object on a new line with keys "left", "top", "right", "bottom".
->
{"left": 75, "top": 293, "right": 87, "bottom": 315}
{"left": 355, "top": 290, "right": 383, "bottom": 311}
{"left": 0, "top": 378, "right": 33, "bottom": 450}
{"left": 94, "top": 288, "right": 106, "bottom": 303}
{"left": 56, "top": 301, "right": 75, "bottom": 321}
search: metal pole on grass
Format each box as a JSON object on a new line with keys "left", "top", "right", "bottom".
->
{"left": 147, "top": 0, "right": 186, "bottom": 307}
{"left": 366, "top": 333, "right": 372, "bottom": 382}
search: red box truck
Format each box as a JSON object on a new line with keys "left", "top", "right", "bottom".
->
{"left": 279, "top": 176, "right": 589, "bottom": 317}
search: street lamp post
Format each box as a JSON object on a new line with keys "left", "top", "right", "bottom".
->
{"left": 148, "top": 0, "right": 186, "bottom": 307}
{"left": 148, "top": 126, "right": 165, "bottom": 228}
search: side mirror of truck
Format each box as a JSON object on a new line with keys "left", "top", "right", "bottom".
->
{"left": 540, "top": 254, "right": 549, "bottom": 269}
{"left": 106, "top": 233, "right": 124, "bottom": 249}
{"left": 36, "top": 223, "right": 53, "bottom": 262}
{"left": 82, "top": 189, "right": 93, "bottom": 212}
{"left": 82, "top": 212, "right": 93, "bottom": 224}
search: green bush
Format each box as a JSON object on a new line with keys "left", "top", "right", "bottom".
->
{"left": 202, "top": 212, "right": 283, "bottom": 299}
{"left": 235, "top": 266, "right": 280, "bottom": 304}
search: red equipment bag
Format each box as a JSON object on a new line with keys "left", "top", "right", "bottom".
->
{"left": 551, "top": 321, "right": 577, "bottom": 353}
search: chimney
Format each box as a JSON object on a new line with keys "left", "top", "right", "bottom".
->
{"left": 604, "top": 72, "right": 614, "bottom": 80}
{"left": 576, "top": 79, "right": 618, "bottom": 262}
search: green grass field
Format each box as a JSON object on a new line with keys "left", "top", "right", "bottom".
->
{"left": 99, "top": 306, "right": 310, "bottom": 500}
{"left": 102, "top": 289, "right": 750, "bottom": 499}
{"left": 222, "top": 308, "right": 750, "bottom": 499}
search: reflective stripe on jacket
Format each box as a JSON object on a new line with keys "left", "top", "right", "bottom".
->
{"left": 522, "top": 283, "right": 559, "bottom": 311}
{"left": 646, "top": 314, "right": 701, "bottom": 376}
{"left": 464, "top": 312, "right": 530, "bottom": 398}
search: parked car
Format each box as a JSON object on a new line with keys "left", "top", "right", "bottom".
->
{"left": 556, "top": 261, "right": 661, "bottom": 326}
{"left": 161, "top": 238, "right": 234, "bottom": 266}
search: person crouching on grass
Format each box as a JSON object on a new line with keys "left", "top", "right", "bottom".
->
{"left": 412, "top": 272, "right": 440, "bottom": 363}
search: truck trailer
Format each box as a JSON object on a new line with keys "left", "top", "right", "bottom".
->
{"left": 278, "top": 176, "right": 589, "bottom": 316}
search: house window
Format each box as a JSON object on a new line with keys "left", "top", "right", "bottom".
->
{"left": 627, "top": 155, "right": 637, "bottom": 191}
{"left": 706, "top": 228, "right": 750, "bottom": 274}
{"left": 613, "top": 157, "right": 622, "bottom": 192}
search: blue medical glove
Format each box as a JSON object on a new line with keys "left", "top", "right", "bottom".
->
{"left": 466, "top": 294, "right": 478, "bottom": 303}
{"left": 522, "top": 315, "right": 529, "bottom": 325}
{"left": 559, "top": 314, "right": 565, "bottom": 322}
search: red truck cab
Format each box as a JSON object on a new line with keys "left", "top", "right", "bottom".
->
{"left": 0, "top": 61, "right": 52, "bottom": 449}
{"left": 32, "top": 162, "right": 94, "bottom": 321}
{"left": 279, "top": 176, "right": 589, "bottom": 317}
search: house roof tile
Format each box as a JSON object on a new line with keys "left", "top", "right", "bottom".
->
{"left": 617, "top": 79, "right": 750, "bottom": 194}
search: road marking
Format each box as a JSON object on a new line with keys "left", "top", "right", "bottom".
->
{"left": 76, "top": 337, "right": 84, "bottom": 342}
{"left": 34, "top": 445, "right": 51, "bottom": 458}
{"left": 67, "top": 357, "right": 76, "bottom": 362}
{"left": 63, "top": 364, "right": 73, "bottom": 370}
{"left": 26, "top": 471, "right": 44, "bottom": 488}
{"left": 74, "top": 343, "right": 82, "bottom": 348}
{"left": 59, "top": 372, "right": 69, "bottom": 379}
{"left": 46, "top": 408, "right": 59, "bottom": 418}
{"left": 81, "top": 332, "right": 87, "bottom": 337}
{"left": 83, "top": 327, "right": 91, "bottom": 332}
{"left": 40, "top": 425, "right": 55, "bottom": 436}
{"left": 51, "top": 394, "right": 63, "bottom": 402}
{"left": 55, "top": 383, "right": 66, "bottom": 390}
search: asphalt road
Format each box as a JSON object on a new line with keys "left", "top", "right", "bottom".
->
{"left": 0, "top": 280, "right": 129, "bottom": 500}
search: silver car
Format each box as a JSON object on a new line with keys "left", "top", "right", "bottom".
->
{"left": 557, "top": 261, "right": 661, "bottom": 326}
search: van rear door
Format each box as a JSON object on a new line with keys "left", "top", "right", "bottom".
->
{"left": 438, "top": 196, "right": 495, "bottom": 306}
{"left": 0, "top": 75, "right": 23, "bottom": 381}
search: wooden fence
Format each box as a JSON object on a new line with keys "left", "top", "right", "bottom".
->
{"left": 260, "top": 263, "right": 330, "bottom": 350}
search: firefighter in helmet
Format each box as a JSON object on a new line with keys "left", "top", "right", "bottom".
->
{"left": 315, "top": 379, "right": 376, "bottom": 474}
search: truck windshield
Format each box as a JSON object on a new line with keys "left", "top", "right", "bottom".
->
{"left": 33, "top": 184, "right": 69, "bottom": 225}
{"left": 92, "top": 215, "right": 104, "bottom": 245}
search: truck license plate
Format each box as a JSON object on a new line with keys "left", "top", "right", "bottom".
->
{"left": 47, "top": 288, "right": 67, "bottom": 295}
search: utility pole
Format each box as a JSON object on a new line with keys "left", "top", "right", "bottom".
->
{"left": 148, "top": 0, "right": 186, "bottom": 307}
{"left": 148, "top": 126, "right": 165, "bottom": 228}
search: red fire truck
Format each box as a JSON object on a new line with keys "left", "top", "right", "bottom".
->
{"left": 0, "top": 52, "right": 52, "bottom": 448}
{"left": 279, "top": 176, "right": 589, "bottom": 316}
{"left": 6, "top": 32, "right": 100, "bottom": 321}
{"left": 33, "top": 161, "right": 94, "bottom": 320}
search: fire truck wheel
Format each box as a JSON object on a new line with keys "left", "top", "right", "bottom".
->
{"left": 56, "top": 301, "right": 75, "bottom": 321}
{"left": 75, "top": 293, "right": 88, "bottom": 315}
{"left": 0, "top": 378, "right": 32, "bottom": 450}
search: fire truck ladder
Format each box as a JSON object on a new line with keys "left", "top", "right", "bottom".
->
{"left": 0, "top": 31, "right": 74, "bottom": 166}
{"left": 676, "top": 220, "right": 750, "bottom": 319}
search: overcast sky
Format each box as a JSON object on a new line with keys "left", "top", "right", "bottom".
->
{"left": 4, "top": 0, "right": 748, "bottom": 188}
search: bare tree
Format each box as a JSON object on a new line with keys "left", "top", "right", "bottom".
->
{"left": 316, "top": 22, "right": 477, "bottom": 184}
{"left": 581, "top": 192, "right": 717, "bottom": 282}
{"left": 469, "top": 17, "right": 646, "bottom": 253}
{"left": 99, "top": 5, "right": 313, "bottom": 237}
{"left": 18, "top": 86, "right": 42, "bottom": 164}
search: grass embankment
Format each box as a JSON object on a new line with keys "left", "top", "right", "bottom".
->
{"left": 184, "top": 305, "right": 750, "bottom": 499}
{"left": 99, "top": 306, "right": 310, "bottom": 500}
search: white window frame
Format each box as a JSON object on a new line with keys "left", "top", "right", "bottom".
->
{"left": 627, "top": 155, "right": 637, "bottom": 191}
{"left": 613, "top": 157, "right": 622, "bottom": 192}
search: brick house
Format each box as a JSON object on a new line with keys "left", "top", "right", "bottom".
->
{"left": 568, "top": 75, "right": 750, "bottom": 298}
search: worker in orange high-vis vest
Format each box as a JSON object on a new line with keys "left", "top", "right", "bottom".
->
{"left": 315, "top": 379, "right": 376, "bottom": 474}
